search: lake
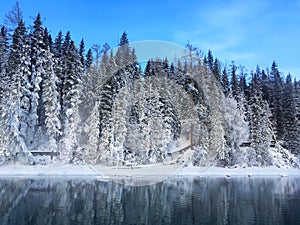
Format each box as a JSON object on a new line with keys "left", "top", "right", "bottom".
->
{"left": 0, "top": 176, "right": 300, "bottom": 225}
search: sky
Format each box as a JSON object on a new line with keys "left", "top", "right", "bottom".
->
{"left": 1, "top": 0, "right": 300, "bottom": 78}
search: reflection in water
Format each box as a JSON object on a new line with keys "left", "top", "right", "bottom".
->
{"left": 0, "top": 177, "right": 300, "bottom": 225}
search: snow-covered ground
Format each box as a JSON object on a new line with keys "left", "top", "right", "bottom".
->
{"left": 179, "top": 165, "right": 300, "bottom": 177}
{"left": 0, "top": 164, "right": 97, "bottom": 177}
{"left": 0, "top": 163, "right": 299, "bottom": 179}
{"left": 0, "top": 148, "right": 299, "bottom": 180}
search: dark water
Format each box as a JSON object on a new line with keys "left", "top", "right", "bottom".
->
{"left": 0, "top": 176, "right": 300, "bottom": 225}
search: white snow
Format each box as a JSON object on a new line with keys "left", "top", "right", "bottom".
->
{"left": 179, "top": 165, "right": 300, "bottom": 177}
{"left": 0, "top": 163, "right": 299, "bottom": 179}
{"left": 0, "top": 164, "right": 97, "bottom": 177}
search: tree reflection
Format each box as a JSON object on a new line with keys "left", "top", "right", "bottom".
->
{"left": 0, "top": 177, "right": 299, "bottom": 225}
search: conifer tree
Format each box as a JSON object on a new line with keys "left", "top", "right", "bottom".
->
{"left": 81, "top": 56, "right": 101, "bottom": 120}
{"left": 79, "top": 38, "right": 85, "bottom": 68}
{"left": 3, "top": 20, "right": 31, "bottom": 159}
{"left": 29, "top": 13, "right": 47, "bottom": 147}
{"left": 294, "top": 80, "right": 300, "bottom": 156}
{"left": 43, "top": 28, "right": 51, "bottom": 50}
{"left": 115, "top": 31, "right": 131, "bottom": 67}
{"left": 206, "top": 49, "right": 214, "bottom": 71}
{"left": 7, "top": 20, "right": 30, "bottom": 138}
{"left": 270, "top": 61, "right": 284, "bottom": 140}
{"left": 85, "top": 48, "right": 93, "bottom": 69}
{"left": 282, "top": 74, "right": 299, "bottom": 154}
{"left": 53, "top": 31, "right": 63, "bottom": 58}
{"left": 119, "top": 31, "right": 129, "bottom": 46}
{"left": 212, "top": 58, "right": 221, "bottom": 83}
{"left": 239, "top": 73, "right": 248, "bottom": 98}
{"left": 0, "top": 26, "right": 9, "bottom": 75}
{"left": 230, "top": 61, "right": 239, "bottom": 101}
{"left": 59, "top": 31, "right": 72, "bottom": 128}
{"left": 59, "top": 39, "right": 83, "bottom": 162}
{"left": 222, "top": 67, "right": 229, "bottom": 96}
{"left": 42, "top": 48, "right": 61, "bottom": 151}
{"left": 52, "top": 31, "right": 64, "bottom": 116}
{"left": 248, "top": 72, "right": 274, "bottom": 166}
{"left": 208, "top": 69, "right": 227, "bottom": 165}
{"left": 83, "top": 100, "right": 100, "bottom": 164}
{"left": 261, "top": 69, "right": 271, "bottom": 102}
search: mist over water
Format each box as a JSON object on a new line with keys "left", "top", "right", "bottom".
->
{"left": 0, "top": 177, "right": 299, "bottom": 225}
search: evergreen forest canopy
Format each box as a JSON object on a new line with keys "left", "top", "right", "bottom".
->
{"left": 0, "top": 8, "right": 299, "bottom": 167}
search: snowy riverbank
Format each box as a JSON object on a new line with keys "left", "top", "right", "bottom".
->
{"left": 0, "top": 163, "right": 299, "bottom": 178}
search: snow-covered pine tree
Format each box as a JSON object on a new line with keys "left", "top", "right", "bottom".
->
{"left": 0, "top": 26, "right": 9, "bottom": 120}
{"left": 5, "top": 20, "right": 31, "bottom": 156}
{"left": 0, "top": 26, "right": 9, "bottom": 75}
{"left": 222, "top": 67, "right": 230, "bottom": 96}
{"left": 173, "top": 59, "right": 195, "bottom": 127}
{"left": 83, "top": 100, "right": 100, "bottom": 164}
{"left": 80, "top": 43, "right": 110, "bottom": 126}
{"left": 239, "top": 69, "right": 249, "bottom": 102}
{"left": 43, "top": 28, "right": 52, "bottom": 50}
{"left": 248, "top": 72, "right": 273, "bottom": 166}
{"left": 293, "top": 80, "right": 300, "bottom": 157}
{"left": 85, "top": 48, "right": 93, "bottom": 69}
{"left": 144, "top": 60, "right": 194, "bottom": 163}
{"left": 0, "top": 70, "right": 9, "bottom": 164}
{"left": 0, "top": 95, "right": 32, "bottom": 164}
{"left": 141, "top": 61, "right": 166, "bottom": 163}
{"left": 110, "top": 81, "right": 130, "bottom": 165}
{"left": 125, "top": 77, "right": 146, "bottom": 163}
{"left": 59, "top": 31, "right": 72, "bottom": 129}
{"left": 282, "top": 74, "right": 299, "bottom": 154}
{"left": 230, "top": 61, "right": 239, "bottom": 102}
{"left": 97, "top": 77, "right": 116, "bottom": 163}
{"left": 157, "top": 59, "right": 181, "bottom": 154}
{"left": 115, "top": 31, "right": 131, "bottom": 68}
{"left": 223, "top": 96, "right": 249, "bottom": 166}
{"left": 52, "top": 32, "right": 63, "bottom": 85}
{"left": 52, "top": 31, "right": 63, "bottom": 94}
{"left": 206, "top": 68, "right": 227, "bottom": 166}
{"left": 0, "top": 21, "right": 32, "bottom": 164}
{"left": 79, "top": 39, "right": 85, "bottom": 69}
{"left": 270, "top": 61, "right": 284, "bottom": 140}
{"left": 212, "top": 58, "right": 222, "bottom": 84}
{"left": 42, "top": 48, "right": 61, "bottom": 151}
{"left": 80, "top": 45, "right": 113, "bottom": 142}
{"left": 122, "top": 66, "right": 141, "bottom": 163}
{"left": 206, "top": 49, "right": 214, "bottom": 71}
{"left": 28, "top": 13, "right": 47, "bottom": 148}
{"left": 176, "top": 49, "right": 210, "bottom": 165}
{"left": 59, "top": 40, "right": 83, "bottom": 163}
{"left": 261, "top": 69, "right": 272, "bottom": 102}
{"left": 81, "top": 61, "right": 100, "bottom": 121}
{"left": 97, "top": 66, "right": 136, "bottom": 165}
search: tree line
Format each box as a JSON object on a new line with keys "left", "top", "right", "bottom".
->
{"left": 0, "top": 5, "right": 299, "bottom": 167}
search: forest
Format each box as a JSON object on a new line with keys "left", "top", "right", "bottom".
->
{"left": 0, "top": 8, "right": 299, "bottom": 167}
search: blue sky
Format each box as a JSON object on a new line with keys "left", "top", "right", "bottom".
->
{"left": 1, "top": 0, "right": 300, "bottom": 78}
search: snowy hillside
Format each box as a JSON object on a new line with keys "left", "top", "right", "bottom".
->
{"left": 0, "top": 17, "right": 299, "bottom": 168}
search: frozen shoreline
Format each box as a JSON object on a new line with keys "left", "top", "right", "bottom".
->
{"left": 0, "top": 164, "right": 299, "bottom": 178}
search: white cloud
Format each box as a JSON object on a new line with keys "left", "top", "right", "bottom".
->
{"left": 171, "top": 0, "right": 300, "bottom": 78}
{"left": 173, "top": 0, "right": 269, "bottom": 51}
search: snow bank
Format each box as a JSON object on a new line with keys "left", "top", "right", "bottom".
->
{"left": 0, "top": 164, "right": 299, "bottom": 178}
{"left": 0, "top": 164, "right": 97, "bottom": 177}
{"left": 179, "top": 165, "right": 300, "bottom": 177}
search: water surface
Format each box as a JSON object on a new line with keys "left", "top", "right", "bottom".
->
{"left": 0, "top": 176, "right": 299, "bottom": 225}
